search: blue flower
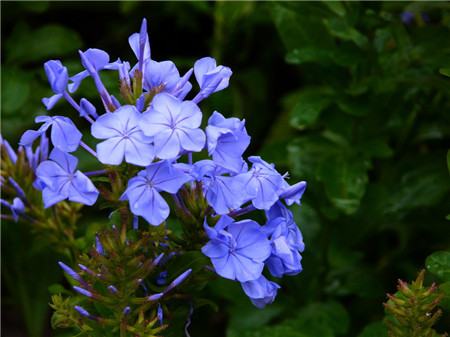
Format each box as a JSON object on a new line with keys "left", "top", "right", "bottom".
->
{"left": 69, "top": 48, "right": 120, "bottom": 93}
{"left": 129, "top": 19, "right": 151, "bottom": 71}
{"left": 36, "top": 149, "right": 99, "bottom": 208}
{"left": 79, "top": 98, "right": 98, "bottom": 119}
{"left": 192, "top": 160, "right": 245, "bottom": 215}
{"left": 42, "top": 60, "right": 68, "bottom": 109}
{"left": 140, "top": 93, "right": 205, "bottom": 159}
{"left": 121, "top": 160, "right": 192, "bottom": 226}
{"left": 44, "top": 60, "right": 69, "bottom": 94}
{"left": 91, "top": 105, "right": 154, "bottom": 166}
{"left": 20, "top": 116, "right": 82, "bottom": 153}
{"left": 202, "top": 215, "right": 271, "bottom": 282}
{"left": 236, "top": 156, "right": 284, "bottom": 210}
{"left": 266, "top": 202, "right": 305, "bottom": 252}
{"left": 241, "top": 276, "right": 280, "bottom": 309}
{"left": 262, "top": 216, "right": 303, "bottom": 277}
{"left": 143, "top": 60, "right": 193, "bottom": 99}
{"left": 206, "top": 111, "right": 250, "bottom": 173}
{"left": 279, "top": 180, "right": 307, "bottom": 206}
{"left": 0, "top": 197, "right": 25, "bottom": 222}
{"left": 193, "top": 57, "right": 232, "bottom": 103}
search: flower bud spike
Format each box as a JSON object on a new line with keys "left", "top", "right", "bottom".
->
{"left": 74, "top": 305, "right": 96, "bottom": 320}
{"left": 73, "top": 286, "right": 93, "bottom": 298}
{"left": 8, "top": 177, "right": 26, "bottom": 201}
{"left": 123, "top": 306, "right": 131, "bottom": 315}
{"left": 133, "top": 215, "right": 139, "bottom": 230}
{"left": 157, "top": 303, "right": 163, "bottom": 325}
{"left": 147, "top": 293, "right": 163, "bottom": 302}
{"left": 165, "top": 269, "right": 192, "bottom": 293}
{"left": 95, "top": 235, "right": 104, "bottom": 255}
{"left": 107, "top": 285, "right": 118, "bottom": 294}
{"left": 58, "top": 261, "right": 83, "bottom": 282}
{"left": 78, "top": 264, "right": 96, "bottom": 276}
{"left": 153, "top": 253, "right": 165, "bottom": 266}
{"left": 1, "top": 137, "right": 17, "bottom": 163}
{"left": 138, "top": 18, "right": 148, "bottom": 74}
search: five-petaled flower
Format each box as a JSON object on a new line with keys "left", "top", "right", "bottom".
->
{"left": 141, "top": 93, "right": 206, "bottom": 159}
{"left": 20, "top": 116, "right": 82, "bottom": 153}
{"left": 36, "top": 149, "right": 99, "bottom": 207}
{"left": 202, "top": 215, "right": 271, "bottom": 282}
{"left": 121, "top": 160, "right": 192, "bottom": 226}
{"left": 91, "top": 105, "right": 155, "bottom": 166}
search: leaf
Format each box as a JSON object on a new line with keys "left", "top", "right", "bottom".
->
{"left": 426, "top": 251, "right": 450, "bottom": 282}
{"left": 227, "top": 303, "right": 283, "bottom": 337}
{"left": 357, "top": 322, "right": 388, "bottom": 337}
{"left": 439, "top": 67, "right": 450, "bottom": 77}
{"left": 289, "top": 136, "right": 370, "bottom": 214}
{"left": 290, "top": 87, "right": 334, "bottom": 129}
{"left": 323, "top": 1, "right": 346, "bottom": 17}
{"left": 323, "top": 17, "right": 368, "bottom": 48}
{"left": 6, "top": 23, "right": 82, "bottom": 64}
{"left": 1, "top": 68, "right": 31, "bottom": 115}
{"left": 294, "top": 301, "right": 350, "bottom": 335}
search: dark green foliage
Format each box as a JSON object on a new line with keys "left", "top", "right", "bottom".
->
{"left": 1, "top": 1, "right": 449, "bottom": 336}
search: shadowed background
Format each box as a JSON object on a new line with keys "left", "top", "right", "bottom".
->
{"left": 1, "top": 1, "right": 450, "bottom": 336}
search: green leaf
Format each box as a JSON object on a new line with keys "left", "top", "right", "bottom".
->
{"left": 323, "top": 1, "right": 346, "bottom": 17}
{"left": 6, "top": 23, "right": 82, "bottom": 64}
{"left": 357, "top": 322, "right": 387, "bottom": 337}
{"left": 294, "top": 301, "right": 350, "bottom": 335}
{"left": 289, "top": 136, "right": 370, "bottom": 214}
{"left": 426, "top": 251, "right": 450, "bottom": 282}
{"left": 323, "top": 17, "right": 368, "bottom": 48}
{"left": 439, "top": 67, "right": 450, "bottom": 77}
{"left": 1, "top": 68, "right": 31, "bottom": 115}
{"left": 290, "top": 87, "right": 334, "bottom": 129}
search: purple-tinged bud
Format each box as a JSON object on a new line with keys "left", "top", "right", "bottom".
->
{"left": 157, "top": 304, "right": 163, "bottom": 325}
{"left": 12, "top": 197, "right": 25, "bottom": 210}
{"left": 74, "top": 305, "right": 91, "bottom": 318}
{"left": 8, "top": 177, "right": 26, "bottom": 201}
{"left": 73, "top": 286, "right": 93, "bottom": 298}
{"left": 147, "top": 293, "right": 164, "bottom": 301}
{"left": 136, "top": 95, "right": 145, "bottom": 112}
{"left": 119, "top": 61, "right": 131, "bottom": 86}
{"left": 58, "top": 261, "right": 83, "bottom": 282}
{"left": 165, "top": 269, "right": 192, "bottom": 293}
{"left": 80, "top": 98, "right": 98, "bottom": 119}
{"left": 44, "top": 60, "right": 69, "bottom": 94}
{"left": 401, "top": 11, "right": 415, "bottom": 25}
{"left": 156, "top": 271, "right": 168, "bottom": 286}
{"left": 78, "top": 264, "right": 96, "bottom": 276}
{"left": 111, "top": 95, "right": 121, "bottom": 109}
{"left": 107, "top": 285, "right": 118, "bottom": 294}
{"left": 39, "top": 134, "right": 49, "bottom": 161}
{"left": 123, "top": 306, "right": 131, "bottom": 315}
{"left": 79, "top": 51, "right": 96, "bottom": 74}
{"left": 153, "top": 253, "right": 165, "bottom": 266}
{"left": 1, "top": 137, "right": 17, "bottom": 164}
{"left": 133, "top": 215, "right": 139, "bottom": 230}
{"left": 95, "top": 235, "right": 104, "bottom": 255}
{"left": 138, "top": 18, "right": 148, "bottom": 74}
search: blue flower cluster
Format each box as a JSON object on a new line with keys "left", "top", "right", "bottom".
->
{"left": 16, "top": 19, "right": 307, "bottom": 308}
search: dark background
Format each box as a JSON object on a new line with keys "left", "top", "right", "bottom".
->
{"left": 2, "top": 1, "right": 449, "bottom": 336}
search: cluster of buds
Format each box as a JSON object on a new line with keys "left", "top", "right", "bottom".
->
{"left": 1, "top": 136, "right": 81, "bottom": 256}
{"left": 51, "top": 226, "right": 192, "bottom": 337}
{"left": 384, "top": 270, "right": 448, "bottom": 337}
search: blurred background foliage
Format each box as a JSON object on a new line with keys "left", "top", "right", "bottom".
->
{"left": 1, "top": 1, "right": 450, "bottom": 337}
